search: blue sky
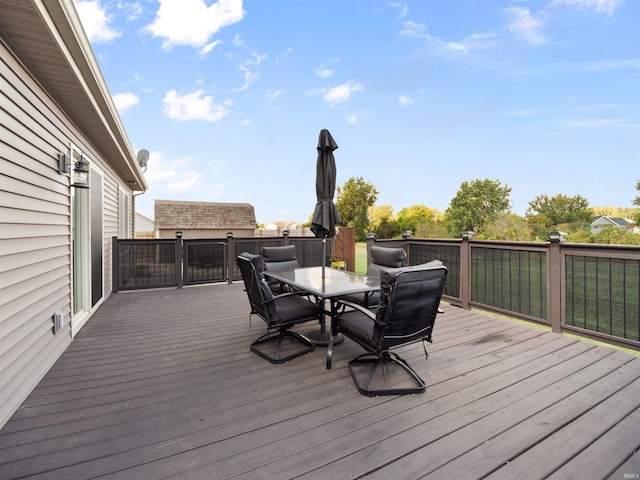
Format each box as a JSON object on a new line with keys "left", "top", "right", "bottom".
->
{"left": 74, "top": 0, "right": 639, "bottom": 224}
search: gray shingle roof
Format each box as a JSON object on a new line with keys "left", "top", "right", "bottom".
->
{"left": 154, "top": 200, "right": 256, "bottom": 229}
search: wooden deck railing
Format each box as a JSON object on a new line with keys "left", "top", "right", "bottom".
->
{"left": 373, "top": 235, "right": 640, "bottom": 351}
{"left": 112, "top": 233, "right": 330, "bottom": 291}
{"left": 112, "top": 234, "right": 640, "bottom": 351}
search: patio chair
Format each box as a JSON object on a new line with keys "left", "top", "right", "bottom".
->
{"left": 327, "top": 261, "right": 447, "bottom": 396}
{"left": 261, "top": 245, "right": 299, "bottom": 293}
{"left": 237, "top": 252, "right": 321, "bottom": 364}
{"left": 340, "top": 245, "right": 407, "bottom": 308}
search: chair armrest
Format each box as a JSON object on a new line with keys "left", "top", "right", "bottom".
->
{"left": 335, "top": 299, "right": 377, "bottom": 320}
{"left": 263, "top": 290, "right": 319, "bottom": 304}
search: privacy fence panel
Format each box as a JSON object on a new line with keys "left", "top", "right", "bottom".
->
{"left": 184, "top": 240, "right": 226, "bottom": 285}
{"left": 471, "top": 245, "right": 547, "bottom": 322}
{"left": 115, "top": 239, "right": 178, "bottom": 290}
{"left": 408, "top": 243, "right": 461, "bottom": 299}
{"left": 565, "top": 252, "right": 640, "bottom": 343}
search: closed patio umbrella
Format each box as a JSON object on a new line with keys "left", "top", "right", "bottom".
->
{"left": 311, "top": 128, "right": 341, "bottom": 265}
{"left": 308, "top": 129, "right": 342, "bottom": 345}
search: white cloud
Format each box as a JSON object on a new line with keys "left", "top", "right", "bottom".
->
{"left": 144, "top": 0, "right": 245, "bottom": 50}
{"left": 578, "top": 59, "right": 640, "bottom": 72}
{"left": 401, "top": 21, "right": 497, "bottom": 55}
{"left": 551, "top": 0, "right": 622, "bottom": 17}
{"left": 144, "top": 152, "right": 205, "bottom": 194}
{"left": 162, "top": 89, "right": 230, "bottom": 121}
{"left": 232, "top": 33, "right": 245, "bottom": 47}
{"left": 505, "top": 7, "right": 546, "bottom": 46}
{"left": 198, "top": 40, "right": 222, "bottom": 57}
{"left": 323, "top": 81, "right": 363, "bottom": 105}
{"left": 345, "top": 111, "right": 369, "bottom": 124}
{"left": 314, "top": 67, "right": 335, "bottom": 78}
{"left": 388, "top": 1, "right": 409, "bottom": 19}
{"left": 234, "top": 52, "right": 267, "bottom": 91}
{"left": 112, "top": 92, "right": 139, "bottom": 112}
{"left": 556, "top": 117, "right": 634, "bottom": 128}
{"left": 398, "top": 94, "right": 415, "bottom": 106}
{"left": 74, "top": 0, "right": 120, "bottom": 42}
{"left": 265, "top": 89, "right": 285, "bottom": 101}
{"left": 118, "top": 1, "right": 143, "bottom": 21}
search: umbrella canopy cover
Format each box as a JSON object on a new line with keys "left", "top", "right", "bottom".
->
{"left": 311, "top": 129, "right": 342, "bottom": 239}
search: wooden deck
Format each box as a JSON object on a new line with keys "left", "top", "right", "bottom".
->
{"left": 1, "top": 283, "right": 640, "bottom": 480}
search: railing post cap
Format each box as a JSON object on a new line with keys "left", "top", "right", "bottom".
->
{"left": 547, "top": 231, "right": 566, "bottom": 243}
{"left": 461, "top": 231, "right": 475, "bottom": 240}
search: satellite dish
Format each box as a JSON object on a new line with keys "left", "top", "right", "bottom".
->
{"left": 137, "top": 149, "right": 149, "bottom": 172}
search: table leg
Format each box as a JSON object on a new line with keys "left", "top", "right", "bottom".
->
{"left": 304, "top": 298, "right": 343, "bottom": 347}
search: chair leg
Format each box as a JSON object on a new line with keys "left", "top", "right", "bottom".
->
{"left": 347, "top": 351, "right": 426, "bottom": 396}
{"left": 326, "top": 335, "right": 335, "bottom": 369}
{"left": 250, "top": 328, "right": 315, "bottom": 364}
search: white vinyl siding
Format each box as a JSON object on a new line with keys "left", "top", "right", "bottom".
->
{"left": 0, "top": 37, "right": 135, "bottom": 427}
{"left": 0, "top": 41, "right": 73, "bottom": 427}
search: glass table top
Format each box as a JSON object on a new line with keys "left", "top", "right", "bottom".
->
{"left": 263, "top": 266, "right": 379, "bottom": 298}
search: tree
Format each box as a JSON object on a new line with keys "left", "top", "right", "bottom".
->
{"left": 633, "top": 180, "right": 640, "bottom": 226}
{"left": 444, "top": 179, "right": 512, "bottom": 236}
{"left": 396, "top": 205, "right": 438, "bottom": 235}
{"left": 526, "top": 194, "right": 592, "bottom": 226}
{"left": 591, "top": 225, "right": 640, "bottom": 246}
{"left": 369, "top": 205, "right": 397, "bottom": 239}
{"left": 335, "top": 176, "right": 378, "bottom": 241}
{"left": 478, "top": 213, "right": 531, "bottom": 241}
{"left": 415, "top": 217, "right": 449, "bottom": 238}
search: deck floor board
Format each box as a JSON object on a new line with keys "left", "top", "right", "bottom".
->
{"left": 0, "top": 282, "right": 638, "bottom": 479}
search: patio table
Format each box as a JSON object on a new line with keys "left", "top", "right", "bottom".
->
{"left": 263, "top": 266, "right": 380, "bottom": 345}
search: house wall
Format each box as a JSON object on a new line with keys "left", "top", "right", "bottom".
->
{"left": 0, "top": 39, "right": 133, "bottom": 427}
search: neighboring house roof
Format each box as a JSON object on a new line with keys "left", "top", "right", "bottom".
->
{"left": 591, "top": 216, "right": 633, "bottom": 228}
{"left": 154, "top": 200, "right": 256, "bottom": 230}
{"left": 0, "top": 0, "right": 147, "bottom": 191}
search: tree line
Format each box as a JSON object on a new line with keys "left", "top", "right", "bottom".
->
{"left": 322, "top": 176, "right": 640, "bottom": 245}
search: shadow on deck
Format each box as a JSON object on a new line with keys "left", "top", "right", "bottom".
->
{"left": 1, "top": 282, "right": 639, "bottom": 479}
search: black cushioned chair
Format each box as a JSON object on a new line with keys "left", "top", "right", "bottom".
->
{"left": 261, "top": 245, "right": 299, "bottom": 293}
{"left": 261, "top": 245, "right": 299, "bottom": 271}
{"left": 340, "top": 245, "right": 407, "bottom": 308}
{"left": 327, "top": 261, "right": 447, "bottom": 396}
{"left": 237, "top": 252, "right": 321, "bottom": 364}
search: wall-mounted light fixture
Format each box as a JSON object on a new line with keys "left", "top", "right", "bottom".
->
{"left": 57, "top": 153, "right": 69, "bottom": 174}
{"left": 71, "top": 155, "right": 90, "bottom": 189}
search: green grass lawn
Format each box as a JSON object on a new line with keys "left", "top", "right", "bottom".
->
{"left": 355, "top": 242, "right": 367, "bottom": 274}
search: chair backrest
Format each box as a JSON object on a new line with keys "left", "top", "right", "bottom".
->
{"left": 261, "top": 245, "right": 299, "bottom": 272}
{"left": 367, "top": 245, "right": 407, "bottom": 278}
{"left": 374, "top": 261, "right": 447, "bottom": 349}
{"left": 237, "top": 253, "right": 275, "bottom": 321}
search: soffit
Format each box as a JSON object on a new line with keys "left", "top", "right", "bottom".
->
{"left": 0, "top": 0, "right": 147, "bottom": 191}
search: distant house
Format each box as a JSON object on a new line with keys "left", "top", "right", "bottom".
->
{"left": 0, "top": 0, "right": 147, "bottom": 428}
{"left": 135, "top": 212, "right": 156, "bottom": 238}
{"left": 154, "top": 200, "right": 256, "bottom": 239}
{"left": 590, "top": 216, "right": 638, "bottom": 235}
{"left": 264, "top": 221, "right": 304, "bottom": 231}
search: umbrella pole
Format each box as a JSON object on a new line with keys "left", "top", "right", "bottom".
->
{"left": 322, "top": 237, "right": 326, "bottom": 278}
